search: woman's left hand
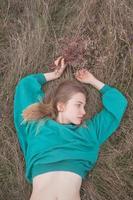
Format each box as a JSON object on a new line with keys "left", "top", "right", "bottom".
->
{"left": 74, "top": 68, "right": 96, "bottom": 84}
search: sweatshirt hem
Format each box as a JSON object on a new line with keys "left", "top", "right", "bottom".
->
{"left": 29, "top": 161, "right": 88, "bottom": 183}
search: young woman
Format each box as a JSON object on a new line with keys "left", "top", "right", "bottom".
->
{"left": 13, "top": 56, "right": 128, "bottom": 200}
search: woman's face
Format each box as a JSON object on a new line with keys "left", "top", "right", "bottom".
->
{"left": 57, "top": 92, "right": 86, "bottom": 125}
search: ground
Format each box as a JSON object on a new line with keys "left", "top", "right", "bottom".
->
{"left": 0, "top": 0, "right": 133, "bottom": 199}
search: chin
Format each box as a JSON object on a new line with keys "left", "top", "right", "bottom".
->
{"left": 72, "top": 120, "right": 82, "bottom": 125}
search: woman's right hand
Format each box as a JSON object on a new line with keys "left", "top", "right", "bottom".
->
{"left": 53, "top": 56, "right": 67, "bottom": 79}
{"left": 44, "top": 56, "right": 67, "bottom": 81}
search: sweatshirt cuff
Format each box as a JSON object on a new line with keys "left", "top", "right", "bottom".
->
{"left": 34, "top": 73, "right": 47, "bottom": 85}
{"left": 99, "top": 84, "right": 113, "bottom": 95}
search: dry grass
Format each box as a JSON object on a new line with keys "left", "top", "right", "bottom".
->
{"left": 0, "top": 0, "right": 133, "bottom": 199}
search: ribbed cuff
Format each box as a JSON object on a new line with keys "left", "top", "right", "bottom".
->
{"left": 33, "top": 73, "right": 47, "bottom": 85}
{"left": 99, "top": 84, "right": 113, "bottom": 95}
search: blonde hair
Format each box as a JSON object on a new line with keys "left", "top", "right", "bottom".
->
{"left": 22, "top": 80, "right": 88, "bottom": 122}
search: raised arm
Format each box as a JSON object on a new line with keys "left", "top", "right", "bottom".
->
{"left": 74, "top": 68, "right": 128, "bottom": 146}
{"left": 14, "top": 56, "right": 66, "bottom": 113}
{"left": 13, "top": 57, "right": 66, "bottom": 156}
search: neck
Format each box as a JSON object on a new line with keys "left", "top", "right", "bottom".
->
{"left": 56, "top": 113, "right": 69, "bottom": 124}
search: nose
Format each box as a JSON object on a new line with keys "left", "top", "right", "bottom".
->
{"left": 82, "top": 108, "right": 86, "bottom": 116}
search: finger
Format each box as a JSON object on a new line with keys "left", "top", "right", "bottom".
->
{"left": 77, "top": 68, "right": 84, "bottom": 72}
{"left": 60, "top": 58, "right": 65, "bottom": 68}
{"left": 77, "top": 69, "right": 87, "bottom": 77}
{"left": 75, "top": 69, "right": 80, "bottom": 75}
{"left": 75, "top": 76, "right": 82, "bottom": 82}
{"left": 57, "top": 56, "right": 63, "bottom": 61}
{"left": 75, "top": 69, "right": 82, "bottom": 77}
{"left": 54, "top": 59, "right": 65, "bottom": 75}
{"left": 74, "top": 71, "right": 78, "bottom": 77}
{"left": 54, "top": 57, "right": 61, "bottom": 66}
{"left": 54, "top": 56, "right": 63, "bottom": 66}
{"left": 79, "top": 68, "right": 86, "bottom": 73}
{"left": 74, "top": 72, "right": 82, "bottom": 79}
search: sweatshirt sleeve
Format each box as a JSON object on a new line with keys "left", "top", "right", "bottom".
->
{"left": 88, "top": 84, "right": 128, "bottom": 146}
{"left": 13, "top": 73, "right": 47, "bottom": 156}
{"left": 14, "top": 73, "right": 47, "bottom": 112}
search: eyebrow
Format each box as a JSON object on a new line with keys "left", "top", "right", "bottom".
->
{"left": 76, "top": 101, "right": 86, "bottom": 104}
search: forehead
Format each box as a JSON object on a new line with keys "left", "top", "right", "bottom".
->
{"left": 69, "top": 92, "right": 86, "bottom": 103}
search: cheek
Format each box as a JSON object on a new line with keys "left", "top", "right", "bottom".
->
{"left": 65, "top": 106, "right": 77, "bottom": 115}
{"left": 69, "top": 107, "right": 78, "bottom": 115}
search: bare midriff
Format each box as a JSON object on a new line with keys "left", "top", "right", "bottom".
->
{"left": 30, "top": 171, "right": 82, "bottom": 200}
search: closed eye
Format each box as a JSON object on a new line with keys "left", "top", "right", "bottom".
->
{"left": 76, "top": 104, "right": 81, "bottom": 107}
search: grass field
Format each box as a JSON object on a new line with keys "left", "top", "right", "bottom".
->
{"left": 0, "top": 0, "right": 133, "bottom": 199}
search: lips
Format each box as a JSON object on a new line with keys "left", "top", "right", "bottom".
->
{"left": 77, "top": 117, "right": 83, "bottom": 121}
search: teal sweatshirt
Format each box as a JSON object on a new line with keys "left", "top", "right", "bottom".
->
{"left": 13, "top": 73, "right": 128, "bottom": 183}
